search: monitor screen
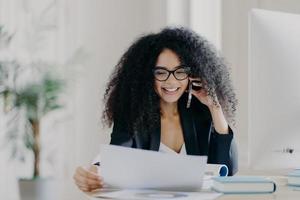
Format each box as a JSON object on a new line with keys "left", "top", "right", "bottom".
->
{"left": 249, "top": 9, "right": 300, "bottom": 169}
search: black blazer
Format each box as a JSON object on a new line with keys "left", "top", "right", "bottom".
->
{"left": 109, "top": 93, "right": 238, "bottom": 175}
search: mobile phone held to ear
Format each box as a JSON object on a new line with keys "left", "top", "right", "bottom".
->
{"left": 186, "top": 80, "right": 203, "bottom": 108}
{"left": 186, "top": 81, "right": 193, "bottom": 108}
{"left": 191, "top": 80, "right": 202, "bottom": 91}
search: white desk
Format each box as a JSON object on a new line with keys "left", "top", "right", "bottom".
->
{"left": 87, "top": 185, "right": 299, "bottom": 200}
{"left": 87, "top": 169, "right": 300, "bottom": 200}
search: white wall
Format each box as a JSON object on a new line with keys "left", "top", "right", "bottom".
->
{"left": 190, "top": 0, "right": 222, "bottom": 50}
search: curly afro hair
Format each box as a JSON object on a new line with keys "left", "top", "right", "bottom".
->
{"left": 102, "top": 27, "right": 237, "bottom": 135}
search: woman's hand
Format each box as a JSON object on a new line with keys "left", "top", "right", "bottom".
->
{"left": 189, "top": 77, "right": 229, "bottom": 134}
{"left": 73, "top": 165, "right": 104, "bottom": 192}
{"left": 188, "top": 77, "right": 219, "bottom": 109}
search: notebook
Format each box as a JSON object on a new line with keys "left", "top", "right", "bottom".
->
{"left": 212, "top": 176, "right": 276, "bottom": 194}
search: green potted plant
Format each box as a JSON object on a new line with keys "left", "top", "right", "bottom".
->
{"left": 15, "top": 70, "right": 65, "bottom": 177}
{"left": 16, "top": 69, "right": 65, "bottom": 200}
{"left": 0, "top": 26, "right": 65, "bottom": 200}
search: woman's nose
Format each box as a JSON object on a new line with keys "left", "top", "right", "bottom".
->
{"left": 165, "top": 72, "right": 178, "bottom": 83}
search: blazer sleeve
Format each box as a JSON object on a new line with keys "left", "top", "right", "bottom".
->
{"left": 109, "top": 120, "right": 135, "bottom": 148}
{"left": 207, "top": 126, "right": 238, "bottom": 176}
{"left": 93, "top": 121, "right": 134, "bottom": 166}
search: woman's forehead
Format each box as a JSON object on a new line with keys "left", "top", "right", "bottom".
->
{"left": 155, "top": 49, "right": 181, "bottom": 70}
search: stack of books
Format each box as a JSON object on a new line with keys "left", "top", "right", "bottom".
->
{"left": 212, "top": 176, "right": 276, "bottom": 194}
{"left": 287, "top": 169, "right": 300, "bottom": 186}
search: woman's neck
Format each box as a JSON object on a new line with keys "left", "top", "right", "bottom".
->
{"left": 160, "top": 101, "right": 179, "bottom": 118}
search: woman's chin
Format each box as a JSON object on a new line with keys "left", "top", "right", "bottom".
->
{"left": 157, "top": 89, "right": 185, "bottom": 104}
{"left": 160, "top": 95, "right": 181, "bottom": 104}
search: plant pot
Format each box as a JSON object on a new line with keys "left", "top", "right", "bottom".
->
{"left": 18, "top": 178, "right": 59, "bottom": 200}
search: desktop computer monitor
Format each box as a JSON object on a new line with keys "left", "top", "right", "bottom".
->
{"left": 248, "top": 9, "right": 300, "bottom": 169}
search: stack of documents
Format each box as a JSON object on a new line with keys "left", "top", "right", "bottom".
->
{"left": 100, "top": 144, "right": 208, "bottom": 191}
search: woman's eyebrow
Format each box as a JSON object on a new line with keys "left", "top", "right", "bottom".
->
{"left": 154, "top": 65, "right": 185, "bottom": 70}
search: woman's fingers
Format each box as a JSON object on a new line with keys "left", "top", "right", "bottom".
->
{"left": 89, "top": 165, "right": 98, "bottom": 173}
{"left": 74, "top": 172, "right": 102, "bottom": 186}
{"left": 77, "top": 166, "right": 101, "bottom": 181}
{"left": 75, "top": 178, "right": 103, "bottom": 191}
{"left": 73, "top": 165, "right": 104, "bottom": 192}
{"left": 74, "top": 178, "right": 102, "bottom": 192}
{"left": 78, "top": 186, "right": 89, "bottom": 192}
{"left": 192, "top": 88, "right": 207, "bottom": 96}
{"left": 188, "top": 77, "right": 201, "bottom": 81}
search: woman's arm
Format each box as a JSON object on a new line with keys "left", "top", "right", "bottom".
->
{"left": 208, "top": 104, "right": 229, "bottom": 134}
{"left": 189, "top": 87, "right": 237, "bottom": 175}
{"left": 207, "top": 128, "right": 238, "bottom": 176}
{"left": 207, "top": 101, "right": 237, "bottom": 175}
{"left": 189, "top": 79, "right": 229, "bottom": 134}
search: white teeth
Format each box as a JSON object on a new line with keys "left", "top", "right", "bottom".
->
{"left": 163, "top": 88, "right": 178, "bottom": 92}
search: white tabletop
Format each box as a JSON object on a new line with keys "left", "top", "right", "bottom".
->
{"left": 86, "top": 169, "right": 300, "bottom": 200}
{"left": 87, "top": 184, "right": 300, "bottom": 200}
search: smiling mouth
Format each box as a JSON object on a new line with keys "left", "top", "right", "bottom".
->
{"left": 162, "top": 87, "right": 180, "bottom": 93}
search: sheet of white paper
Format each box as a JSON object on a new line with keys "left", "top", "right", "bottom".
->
{"left": 93, "top": 189, "right": 222, "bottom": 200}
{"left": 100, "top": 145, "right": 207, "bottom": 191}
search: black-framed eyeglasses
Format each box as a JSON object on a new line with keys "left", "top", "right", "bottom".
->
{"left": 153, "top": 66, "right": 190, "bottom": 81}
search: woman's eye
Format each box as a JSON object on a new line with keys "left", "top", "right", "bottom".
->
{"left": 155, "top": 70, "right": 167, "bottom": 75}
{"left": 175, "top": 70, "right": 187, "bottom": 74}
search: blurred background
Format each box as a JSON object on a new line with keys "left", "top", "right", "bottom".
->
{"left": 1, "top": 0, "right": 300, "bottom": 199}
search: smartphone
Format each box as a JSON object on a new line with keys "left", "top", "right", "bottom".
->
{"left": 186, "top": 81, "right": 193, "bottom": 108}
{"left": 186, "top": 80, "right": 203, "bottom": 108}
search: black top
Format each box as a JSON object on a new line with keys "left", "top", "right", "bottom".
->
{"left": 109, "top": 93, "right": 238, "bottom": 175}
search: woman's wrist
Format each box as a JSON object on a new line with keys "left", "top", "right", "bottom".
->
{"left": 208, "top": 104, "right": 229, "bottom": 134}
{"left": 208, "top": 102, "right": 220, "bottom": 111}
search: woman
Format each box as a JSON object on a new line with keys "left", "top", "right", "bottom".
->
{"left": 73, "top": 27, "right": 238, "bottom": 192}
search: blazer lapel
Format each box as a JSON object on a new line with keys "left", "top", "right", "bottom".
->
{"left": 148, "top": 95, "right": 204, "bottom": 154}
{"left": 178, "top": 98, "right": 200, "bottom": 155}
